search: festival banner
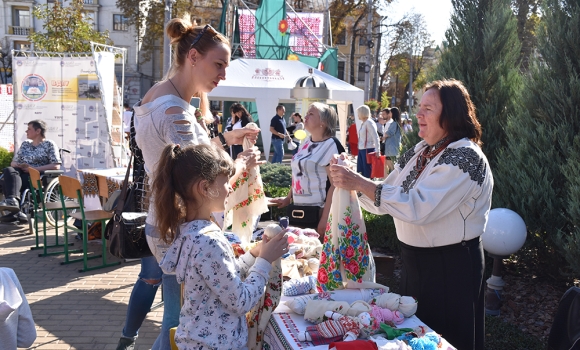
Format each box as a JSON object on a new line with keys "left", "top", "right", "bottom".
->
{"left": 0, "top": 84, "right": 14, "bottom": 151}
{"left": 13, "top": 55, "right": 115, "bottom": 173}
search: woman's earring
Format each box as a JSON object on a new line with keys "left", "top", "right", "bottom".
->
{"left": 207, "top": 188, "right": 219, "bottom": 199}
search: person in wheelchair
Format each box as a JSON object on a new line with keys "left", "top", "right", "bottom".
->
{"left": 0, "top": 120, "right": 61, "bottom": 222}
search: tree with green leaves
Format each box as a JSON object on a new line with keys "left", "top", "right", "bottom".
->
{"left": 28, "top": 0, "right": 112, "bottom": 52}
{"left": 116, "top": 0, "right": 221, "bottom": 65}
{"left": 431, "top": 0, "right": 522, "bottom": 170}
{"left": 494, "top": 0, "right": 580, "bottom": 275}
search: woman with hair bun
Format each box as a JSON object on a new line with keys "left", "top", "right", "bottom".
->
{"left": 116, "top": 18, "right": 263, "bottom": 350}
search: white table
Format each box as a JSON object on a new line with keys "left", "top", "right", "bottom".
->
{"left": 78, "top": 167, "right": 129, "bottom": 210}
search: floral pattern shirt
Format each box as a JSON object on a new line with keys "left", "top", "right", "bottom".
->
{"left": 159, "top": 220, "right": 272, "bottom": 350}
{"left": 13, "top": 140, "right": 61, "bottom": 167}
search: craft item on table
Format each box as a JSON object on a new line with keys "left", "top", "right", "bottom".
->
{"left": 370, "top": 305, "right": 405, "bottom": 328}
{"left": 283, "top": 275, "right": 317, "bottom": 296}
{"left": 380, "top": 325, "right": 427, "bottom": 340}
{"left": 397, "top": 330, "right": 442, "bottom": 350}
{"left": 285, "top": 229, "right": 323, "bottom": 259}
{"left": 223, "top": 122, "right": 269, "bottom": 247}
{"left": 372, "top": 292, "right": 418, "bottom": 318}
{"left": 287, "top": 226, "right": 320, "bottom": 238}
{"left": 298, "top": 311, "right": 373, "bottom": 345}
{"left": 318, "top": 159, "right": 386, "bottom": 291}
{"left": 281, "top": 256, "right": 320, "bottom": 279}
{"left": 246, "top": 223, "right": 283, "bottom": 350}
{"left": 368, "top": 335, "right": 412, "bottom": 350}
{"left": 329, "top": 339, "right": 379, "bottom": 350}
{"left": 285, "top": 294, "right": 320, "bottom": 315}
{"left": 303, "top": 299, "right": 372, "bottom": 323}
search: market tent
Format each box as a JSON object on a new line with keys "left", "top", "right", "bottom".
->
{"left": 208, "top": 58, "right": 364, "bottom": 160}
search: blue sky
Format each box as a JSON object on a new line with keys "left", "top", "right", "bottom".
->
{"left": 385, "top": 0, "right": 454, "bottom": 45}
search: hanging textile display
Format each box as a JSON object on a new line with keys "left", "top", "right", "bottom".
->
{"left": 318, "top": 161, "right": 386, "bottom": 291}
{"left": 223, "top": 122, "right": 269, "bottom": 246}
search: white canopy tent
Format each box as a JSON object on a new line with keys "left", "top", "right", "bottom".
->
{"left": 208, "top": 59, "right": 365, "bottom": 160}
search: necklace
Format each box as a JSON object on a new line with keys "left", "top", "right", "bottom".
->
{"left": 168, "top": 78, "right": 184, "bottom": 100}
{"left": 414, "top": 137, "right": 451, "bottom": 179}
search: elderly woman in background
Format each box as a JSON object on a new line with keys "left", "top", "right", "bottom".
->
{"left": 329, "top": 79, "right": 492, "bottom": 350}
{"left": 356, "top": 105, "right": 380, "bottom": 178}
{"left": 271, "top": 102, "right": 344, "bottom": 238}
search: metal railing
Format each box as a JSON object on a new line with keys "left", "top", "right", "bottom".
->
{"left": 9, "top": 26, "right": 32, "bottom": 36}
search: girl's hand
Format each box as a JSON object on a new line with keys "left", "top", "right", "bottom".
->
{"left": 270, "top": 196, "right": 291, "bottom": 208}
{"left": 224, "top": 128, "right": 260, "bottom": 145}
{"left": 259, "top": 231, "right": 289, "bottom": 263}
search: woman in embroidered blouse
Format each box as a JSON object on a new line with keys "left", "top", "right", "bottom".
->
{"left": 117, "top": 19, "right": 262, "bottom": 350}
{"left": 156, "top": 144, "right": 288, "bottom": 350}
{"left": 0, "top": 120, "right": 60, "bottom": 221}
{"left": 271, "top": 102, "right": 343, "bottom": 238}
{"left": 356, "top": 105, "right": 380, "bottom": 178}
{"left": 329, "top": 79, "right": 493, "bottom": 350}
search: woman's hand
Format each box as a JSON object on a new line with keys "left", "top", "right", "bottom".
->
{"left": 316, "top": 218, "right": 327, "bottom": 238}
{"left": 270, "top": 196, "right": 291, "bottom": 208}
{"left": 224, "top": 128, "right": 260, "bottom": 146}
{"left": 329, "top": 162, "right": 366, "bottom": 191}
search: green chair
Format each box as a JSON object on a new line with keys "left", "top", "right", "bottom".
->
{"left": 58, "top": 175, "right": 120, "bottom": 272}
{"left": 27, "top": 168, "right": 80, "bottom": 257}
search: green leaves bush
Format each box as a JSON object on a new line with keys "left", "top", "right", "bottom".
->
{"left": 260, "top": 163, "right": 292, "bottom": 188}
{"left": 0, "top": 147, "right": 13, "bottom": 169}
{"left": 363, "top": 209, "right": 399, "bottom": 252}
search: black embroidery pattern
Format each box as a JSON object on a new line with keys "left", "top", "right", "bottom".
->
{"left": 397, "top": 147, "right": 416, "bottom": 170}
{"left": 435, "top": 147, "right": 487, "bottom": 186}
{"left": 401, "top": 166, "right": 420, "bottom": 194}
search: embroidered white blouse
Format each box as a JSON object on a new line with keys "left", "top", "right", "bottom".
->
{"left": 359, "top": 138, "right": 494, "bottom": 248}
{"left": 159, "top": 220, "right": 272, "bottom": 350}
{"left": 291, "top": 136, "right": 341, "bottom": 207}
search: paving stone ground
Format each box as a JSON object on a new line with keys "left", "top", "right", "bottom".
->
{"left": 0, "top": 222, "right": 163, "bottom": 350}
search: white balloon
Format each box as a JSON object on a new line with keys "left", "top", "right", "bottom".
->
{"left": 482, "top": 208, "right": 527, "bottom": 257}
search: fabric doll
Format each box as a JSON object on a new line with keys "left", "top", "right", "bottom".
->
{"left": 370, "top": 304, "right": 405, "bottom": 330}
{"left": 373, "top": 292, "right": 418, "bottom": 318}
{"left": 298, "top": 311, "right": 373, "bottom": 345}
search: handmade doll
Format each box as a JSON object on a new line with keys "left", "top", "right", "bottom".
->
{"left": 298, "top": 311, "right": 373, "bottom": 345}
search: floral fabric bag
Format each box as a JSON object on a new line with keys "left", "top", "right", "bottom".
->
{"left": 318, "top": 185, "right": 386, "bottom": 291}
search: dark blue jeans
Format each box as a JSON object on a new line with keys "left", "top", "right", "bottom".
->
{"left": 357, "top": 148, "right": 375, "bottom": 178}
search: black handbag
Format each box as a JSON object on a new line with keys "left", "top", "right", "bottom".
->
{"left": 286, "top": 204, "right": 320, "bottom": 229}
{"left": 104, "top": 106, "right": 150, "bottom": 258}
{"left": 104, "top": 151, "right": 152, "bottom": 259}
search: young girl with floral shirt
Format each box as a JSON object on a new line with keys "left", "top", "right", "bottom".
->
{"left": 155, "top": 143, "right": 288, "bottom": 349}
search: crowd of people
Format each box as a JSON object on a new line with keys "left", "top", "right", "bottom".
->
{"left": 1, "top": 16, "right": 493, "bottom": 350}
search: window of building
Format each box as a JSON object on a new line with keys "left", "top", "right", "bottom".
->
{"left": 337, "top": 61, "right": 345, "bottom": 81}
{"left": 359, "top": 35, "right": 366, "bottom": 46}
{"left": 13, "top": 7, "right": 30, "bottom": 27}
{"left": 336, "top": 31, "right": 346, "bottom": 46}
{"left": 358, "top": 62, "right": 365, "bottom": 81}
{"left": 14, "top": 41, "right": 31, "bottom": 51}
{"left": 113, "top": 14, "right": 129, "bottom": 31}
